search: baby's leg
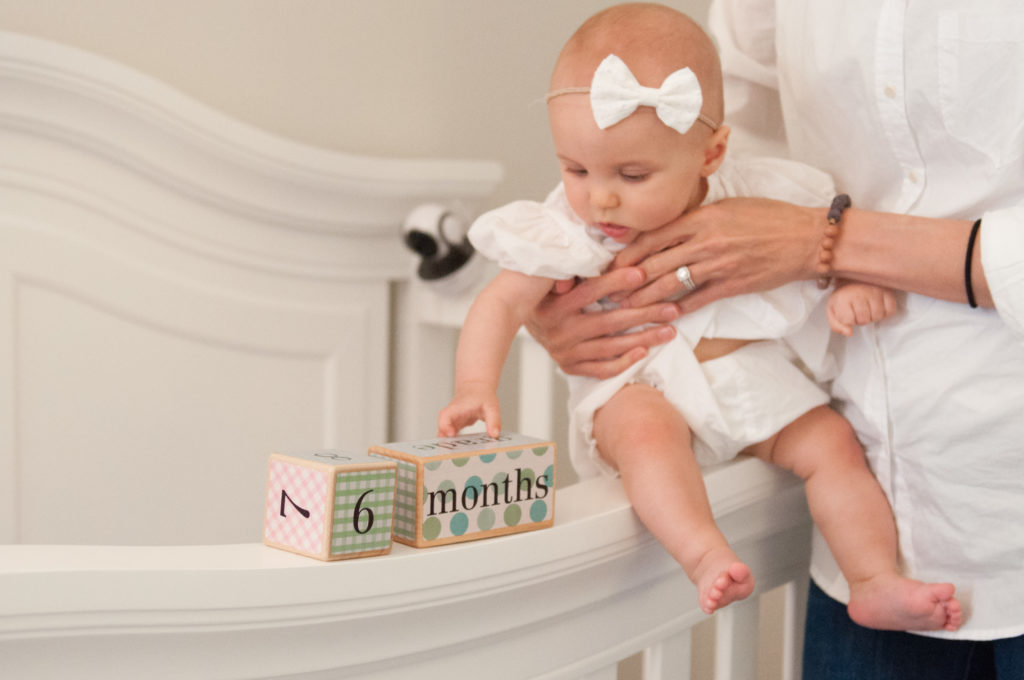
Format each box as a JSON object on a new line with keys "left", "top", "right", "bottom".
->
{"left": 593, "top": 383, "right": 753, "bottom": 614}
{"left": 748, "top": 406, "right": 962, "bottom": 632}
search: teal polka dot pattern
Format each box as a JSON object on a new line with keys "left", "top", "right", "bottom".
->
{"left": 477, "top": 508, "right": 496, "bottom": 531}
{"left": 422, "top": 517, "right": 442, "bottom": 541}
{"left": 504, "top": 504, "right": 522, "bottom": 526}
{"left": 374, "top": 434, "right": 556, "bottom": 545}
{"left": 418, "top": 447, "right": 560, "bottom": 542}
{"left": 450, "top": 513, "right": 469, "bottom": 536}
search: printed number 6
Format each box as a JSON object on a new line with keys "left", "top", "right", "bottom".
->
{"left": 353, "top": 489, "right": 374, "bottom": 534}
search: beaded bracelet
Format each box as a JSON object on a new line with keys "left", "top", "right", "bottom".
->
{"left": 816, "top": 194, "right": 852, "bottom": 289}
{"left": 964, "top": 218, "right": 982, "bottom": 308}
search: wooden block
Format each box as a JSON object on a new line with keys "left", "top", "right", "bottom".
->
{"left": 369, "top": 433, "right": 556, "bottom": 548}
{"left": 263, "top": 450, "right": 397, "bottom": 561}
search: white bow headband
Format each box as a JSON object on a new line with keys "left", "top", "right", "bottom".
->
{"left": 546, "top": 54, "right": 719, "bottom": 135}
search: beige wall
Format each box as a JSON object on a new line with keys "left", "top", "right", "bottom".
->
{"left": 0, "top": 0, "right": 711, "bottom": 210}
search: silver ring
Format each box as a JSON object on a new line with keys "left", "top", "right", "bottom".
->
{"left": 675, "top": 265, "right": 697, "bottom": 292}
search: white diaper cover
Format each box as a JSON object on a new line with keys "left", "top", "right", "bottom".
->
{"left": 567, "top": 338, "right": 831, "bottom": 478}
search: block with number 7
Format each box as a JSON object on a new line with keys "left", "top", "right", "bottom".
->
{"left": 263, "top": 450, "right": 397, "bottom": 560}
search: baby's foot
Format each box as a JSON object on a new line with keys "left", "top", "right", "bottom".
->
{"left": 848, "top": 574, "right": 963, "bottom": 632}
{"left": 692, "top": 548, "right": 754, "bottom": 615}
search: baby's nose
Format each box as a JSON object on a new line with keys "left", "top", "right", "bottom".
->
{"left": 591, "top": 187, "right": 619, "bottom": 209}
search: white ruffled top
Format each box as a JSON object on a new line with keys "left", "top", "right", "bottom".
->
{"left": 468, "top": 156, "right": 837, "bottom": 352}
{"left": 468, "top": 182, "right": 615, "bottom": 279}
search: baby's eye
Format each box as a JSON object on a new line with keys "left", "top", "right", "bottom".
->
{"left": 565, "top": 167, "right": 588, "bottom": 177}
{"left": 620, "top": 170, "right": 649, "bottom": 182}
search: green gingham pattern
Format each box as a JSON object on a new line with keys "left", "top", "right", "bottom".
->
{"left": 330, "top": 469, "right": 396, "bottom": 555}
{"left": 390, "top": 460, "right": 419, "bottom": 541}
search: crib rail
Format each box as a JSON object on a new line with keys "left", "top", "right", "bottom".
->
{"left": 0, "top": 457, "right": 812, "bottom": 679}
{"left": 0, "top": 274, "right": 816, "bottom": 679}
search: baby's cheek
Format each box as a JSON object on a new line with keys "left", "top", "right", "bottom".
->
{"left": 565, "top": 194, "right": 591, "bottom": 225}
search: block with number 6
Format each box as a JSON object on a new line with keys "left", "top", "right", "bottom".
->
{"left": 263, "top": 450, "right": 397, "bottom": 561}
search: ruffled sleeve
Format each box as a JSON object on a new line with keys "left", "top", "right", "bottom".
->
{"left": 468, "top": 185, "right": 613, "bottom": 279}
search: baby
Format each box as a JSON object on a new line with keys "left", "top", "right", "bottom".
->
{"left": 438, "top": 2, "right": 961, "bottom": 631}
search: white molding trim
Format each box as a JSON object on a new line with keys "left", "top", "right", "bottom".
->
{"left": 0, "top": 458, "right": 813, "bottom": 679}
{"left": 0, "top": 30, "right": 502, "bottom": 278}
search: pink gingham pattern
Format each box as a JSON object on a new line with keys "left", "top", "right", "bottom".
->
{"left": 264, "top": 459, "right": 329, "bottom": 556}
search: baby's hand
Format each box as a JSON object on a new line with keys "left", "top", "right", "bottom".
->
{"left": 827, "top": 282, "right": 899, "bottom": 336}
{"left": 437, "top": 382, "right": 501, "bottom": 438}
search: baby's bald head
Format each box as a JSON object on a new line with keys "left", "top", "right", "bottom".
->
{"left": 550, "top": 3, "right": 723, "bottom": 124}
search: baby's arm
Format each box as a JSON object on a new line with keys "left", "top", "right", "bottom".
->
{"left": 438, "top": 269, "right": 558, "bottom": 437}
{"left": 827, "top": 280, "right": 899, "bottom": 336}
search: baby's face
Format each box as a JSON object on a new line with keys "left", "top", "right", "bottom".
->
{"left": 548, "top": 95, "right": 709, "bottom": 244}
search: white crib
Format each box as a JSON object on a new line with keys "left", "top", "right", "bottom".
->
{"left": 0, "top": 31, "right": 814, "bottom": 679}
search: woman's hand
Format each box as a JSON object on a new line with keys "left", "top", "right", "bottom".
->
{"left": 524, "top": 267, "right": 681, "bottom": 379}
{"left": 612, "top": 197, "right": 824, "bottom": 312}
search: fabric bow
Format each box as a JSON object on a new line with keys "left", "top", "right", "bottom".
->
{"left": 589, "top": 54, "right": 707, "bottom": 135}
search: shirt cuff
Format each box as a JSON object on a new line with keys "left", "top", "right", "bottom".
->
{"left": 980, "top": 207, "right": 1024, "bottom": 337}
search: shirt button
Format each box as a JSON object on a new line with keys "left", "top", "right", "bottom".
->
{"left": 909, "top": 170, "right": 920, "bottom": 183}
{"left": 884, "top": 85, "right": 897, "bottom": 99}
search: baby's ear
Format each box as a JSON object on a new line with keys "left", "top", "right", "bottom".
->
{"left": 701, "top": 125, "right": 730, "bottom": 177}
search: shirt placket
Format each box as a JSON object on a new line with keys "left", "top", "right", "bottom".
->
{"left": 875, "top": 0, "right": 926, "bottom": 214}
{"left": 871, "top": 0, "right": 921, "bottom": 575}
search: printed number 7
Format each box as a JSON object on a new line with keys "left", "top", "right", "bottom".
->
{"left": 279, "top": 490, "right": 310, "bottom": 519}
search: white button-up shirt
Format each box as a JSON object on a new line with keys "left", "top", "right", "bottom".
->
{"left": 710, "top": 0, "right": 1024, "bottom": 640}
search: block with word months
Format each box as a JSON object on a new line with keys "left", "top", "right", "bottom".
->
{"left": 369, "top": 433, "right": 556, "bottom": 548}
{"left": 264, "top": 450, "right": 397, "bottom": 560}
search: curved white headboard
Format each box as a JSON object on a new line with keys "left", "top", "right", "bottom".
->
{"left": 0, "top": 31, "right": 502, "bottom": 545}
{"left": 0, "top": 31, "right": 502, "bottom": 277}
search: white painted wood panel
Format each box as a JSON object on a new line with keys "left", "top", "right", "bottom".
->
{"left": 0, "top": 30, "right": 500, "bottom": 545}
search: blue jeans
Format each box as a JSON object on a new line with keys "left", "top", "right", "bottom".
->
{"left": 803, "top": 580, "right": 1024, "bottom": 679}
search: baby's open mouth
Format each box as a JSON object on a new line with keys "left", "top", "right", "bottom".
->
{"left": 598, "top": 222, "right": 630, "bottom": 240}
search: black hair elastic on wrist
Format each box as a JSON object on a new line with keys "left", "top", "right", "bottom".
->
{"left": 965, "top": 218, "right": 982, "bottom": 309}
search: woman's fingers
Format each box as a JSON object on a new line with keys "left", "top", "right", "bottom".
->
{"left": 612, "top": 198, "right": 824, "bottom": 310}
{"left": 566, "top": 346, "right": 650, "bottom": 381}
{"left": 557, "top": 267, "right": 645, "bottom": 310}
{"left": 555, "top": 326, "right": 675, "bottom": 380}
{"left": 613, "top": 214, "right": 697, "bottom": 269}
{"left": 525, "top": 266, "right": 681, "bottom": 379}
{"left": 527, "top": 267, "right": 652, "bottom": 347}
{"left": 529, "top": 303, "right": 678, "bottom": 371}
